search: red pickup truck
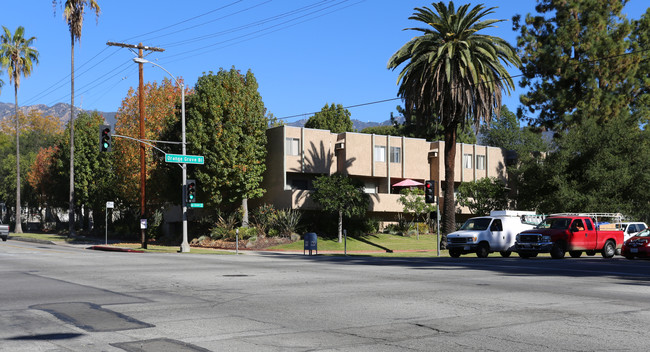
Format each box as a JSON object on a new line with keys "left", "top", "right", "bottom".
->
{"left": 514, "top": 214, "right": 624, "bottom": 259}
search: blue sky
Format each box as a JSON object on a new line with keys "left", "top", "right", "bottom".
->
{"left": 0, "top": 1, "right": 647, "bottom": 125}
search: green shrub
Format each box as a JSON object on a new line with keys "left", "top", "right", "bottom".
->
{"left": 268, "top": 228, "right": 280, "bottom": 237}
{"left": 251, "top": 204, "right": 278, "bottom": 237}
{"left": 145, "top": 208, "right": 164, "bottom": 242}
{"left": 273, "top": 209, "right": 302, "bottom": 237}
{"left": 411, "top": 222, "right": 430, "bottom": 234}
{"left": 209, "top": 212, "right": 239, "bottom": 240}
{"left": 236, "top": 226, "right": 257, "bottom": 240}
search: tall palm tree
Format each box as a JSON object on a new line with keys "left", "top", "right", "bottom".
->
{"left": 0, "top": 26, "right": 39, "bottom": 234}
{"left": 56, "top": 0, "right": 100, "bottom": 236}
{"left": 388, "top": 1, "right": 520, "bottom": 246}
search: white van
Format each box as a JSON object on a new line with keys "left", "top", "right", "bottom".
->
{"left": 447, "top": 210, "right": 539, "bottom": 258}
{"left": 619, "top": 222, "right": 648, "bottom": 241}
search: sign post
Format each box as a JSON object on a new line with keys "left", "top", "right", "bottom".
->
{"left": 105, "top": 201, "right": 114, "bottom": 245}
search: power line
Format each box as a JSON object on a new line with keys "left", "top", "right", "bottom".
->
{"left": 22, "top": 1, "right": 354, "bottom": 109}
{"left": 120, "top": 0, "right": 245, "bottom": 42}
{"left": 142, "top": 0, "right": 274, "bottom": 45}
{"left": 275, "top": 48, "right": 650, "bottom": 121}
{"left": 277, "top": 98, "right": 401, "bottom": 120}
{"left": 23, "top": 46, "right": 118, "bottom": 106}
{"left": 159, "top": 0, "right": 358, "bottom": 63}
{"left": 160, "top": 0, "right": 336, "bottom": 48}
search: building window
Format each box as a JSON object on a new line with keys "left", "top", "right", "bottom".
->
{"left": 390, "top": 146, "right": 401, "bottom": 163}
{"left": 463, "top": 154, "right": 473, "bottom": 169}
{"left": 364, "top": 180, "right": 377, "bottom": 194}
{"left": 286, "top": 138, "right": 300, "bottom": 156}
{"left": 291, "top": 179, "right": 309, "bottom": 190}
{"left": 476, "top": 155, "right": 486, "bottom": 170}
{"left": 374, "top": 146, "right": 386, "bottom": 162}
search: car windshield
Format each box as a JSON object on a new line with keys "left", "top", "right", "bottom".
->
{"left": 459, "top": 218, "right": 492, "bottom": 231}
{"left": 536, "top": 218, "right": 571, "bottom": 230}
{"left": 634, "top": 228, "right": 650, "bottom": 237}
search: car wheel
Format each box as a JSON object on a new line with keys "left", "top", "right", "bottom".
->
{"left": 585, "top": 250, "right": 596, "bottom": 256}
{"left": 550, "top": 243, "right": 565, "bottom": 259}
{"left": 601, "top": 240, "right": 616, "bottom": 258}
{"left": 569, "top": 251, "right": 582, "bottom": 258}
{"left": 476, "top": 243, "right": 489, "bottom": 258}
{"left": 499, "top": 250, "right": 512, "bottom": 258}
{"left": 449, "top": 248, "right": 462, "bottom": 258}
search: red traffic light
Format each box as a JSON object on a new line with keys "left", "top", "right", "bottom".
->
{"left": 425, "top": 180, "right": 435, "bottom": 203}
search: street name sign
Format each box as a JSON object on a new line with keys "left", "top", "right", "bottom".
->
{"left": 165, "top": 154, "right": 204, "bottom": 165}
{"left": 189, "top": 203, "right": 204, "bottom": 208}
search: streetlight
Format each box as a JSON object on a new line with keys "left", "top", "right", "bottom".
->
{"left": 132, "top": 57, "right": 190, "bottom": 252}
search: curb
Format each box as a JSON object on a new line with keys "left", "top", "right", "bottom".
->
{"left": 88, "top": 245, "right": 145, "bottom": 253}
{"left": 7, "top": 236, "right": 57, "bottom": 245}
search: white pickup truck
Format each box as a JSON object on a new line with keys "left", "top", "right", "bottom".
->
{"left": 0, "top": 220, "right": 8, "bottom": 241}
{"left": 447, "top": 210, "right": 540, "bottom": 258}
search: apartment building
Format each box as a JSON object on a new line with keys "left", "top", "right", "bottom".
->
{"left": 256, "top": 125, "right": 508, "bottom": 221}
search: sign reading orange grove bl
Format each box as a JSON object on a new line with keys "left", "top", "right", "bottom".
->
{"left": 165, "top": 154, "right": 205, "bottom": 165}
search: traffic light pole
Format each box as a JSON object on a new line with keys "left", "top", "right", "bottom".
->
{"left": 180, "top": 86, "right": 190, "bottom": 252}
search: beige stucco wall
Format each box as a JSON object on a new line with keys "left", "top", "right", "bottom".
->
{"left": 257, "top": 126, "right": 509, "bottom": 217}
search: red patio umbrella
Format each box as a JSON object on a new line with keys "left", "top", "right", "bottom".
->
{"left": 392, "top": 179, "right": 424, "bottom": 187}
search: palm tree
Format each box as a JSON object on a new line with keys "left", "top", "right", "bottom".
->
{"left": 0, "top": 26, "right": 39, "bottom": 234}
{"left": 56, "top": 0, "right": 100, "bottom": 236}
{"left": 388, "top": 1, "right": 520, "bottom": 246}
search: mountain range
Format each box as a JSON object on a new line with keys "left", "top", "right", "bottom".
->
{"left": 0, "top": 102, "right": 392, "bottom": 131}
{"left": 0, "top": 102, "right": 117, "bottom": 126}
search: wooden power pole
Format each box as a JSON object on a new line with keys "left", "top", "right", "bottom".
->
{"left": 106, "top": 42, "right": 164, "bottom": 249}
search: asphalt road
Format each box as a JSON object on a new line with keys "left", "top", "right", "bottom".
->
{"left": 2, "top": 240, "right": 650, "bottom": 351}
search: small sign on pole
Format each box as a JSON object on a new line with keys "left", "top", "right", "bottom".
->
{"left": 105, "top": 201, "right": 114, "bottom": 245}
{"left": 140, "top": 219, "right": 148, "bottom": 230}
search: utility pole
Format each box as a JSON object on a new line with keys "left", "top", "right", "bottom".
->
{"left": 106, "top": 42, "right": 164, "bottom": 249}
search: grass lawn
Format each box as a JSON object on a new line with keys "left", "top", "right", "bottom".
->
{"left": 268, "top": 233, "right": 441, "bottom": 252}
{"left": 10, "top": 232, "right": 534, "bottom": 258}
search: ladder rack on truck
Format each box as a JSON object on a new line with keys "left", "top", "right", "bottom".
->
{"left": 490, "top": 210, "right": 543, "bottom": 226}
{"left": 550, "top": 213, "right": 624, "bottom": 230}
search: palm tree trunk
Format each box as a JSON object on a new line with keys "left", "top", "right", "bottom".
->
{"left": 14, "top": 85, "right": 22, "bottom": 234}
{"left": 69, "top": 33, "right": 75, "bottom": 237}
{"left": 442, "top": 126, "right": 458, "bottom": 248}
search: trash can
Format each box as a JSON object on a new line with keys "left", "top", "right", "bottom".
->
{"left": 304, "top": 232, "right": 317, "bottom": 255}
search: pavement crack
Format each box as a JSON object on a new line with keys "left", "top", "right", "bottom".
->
{"left": 412, "top": 323, "right": 448, "bottom": 334}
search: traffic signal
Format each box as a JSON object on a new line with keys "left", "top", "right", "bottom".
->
{"left": 186, "top": 179, "right": 196, "bottom": 203}
{"left": 425, "top": 180, "right": 435, "bottom": 203}
{"left": 99, "top": 125, "right": 112, "bottom": 152}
